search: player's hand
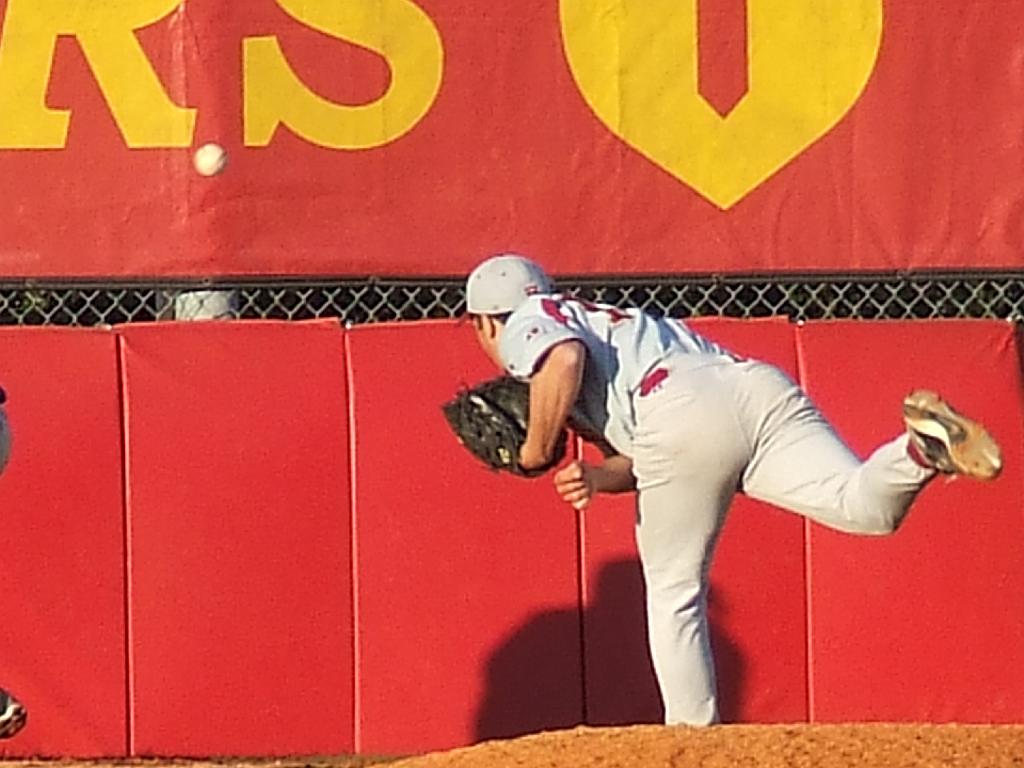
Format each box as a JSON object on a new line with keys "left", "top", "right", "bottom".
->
{"left": 554, "top": 460, "right": 596, "bottom": 510}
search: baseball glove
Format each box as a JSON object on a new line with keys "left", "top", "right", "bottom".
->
{"left": 442, "top": 375, "right": 566, "bottom": 477}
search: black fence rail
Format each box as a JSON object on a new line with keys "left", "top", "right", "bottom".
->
{"left": 0, "top": 272, "right": 1021, "bottom": 326}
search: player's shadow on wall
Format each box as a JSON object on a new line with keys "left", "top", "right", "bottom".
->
{"left": 474, "top": 557, "right": 745, "bottom": 741}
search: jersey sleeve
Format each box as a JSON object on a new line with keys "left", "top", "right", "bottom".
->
{"left": 499, "top": 299, "right": 582, "bottom": 379}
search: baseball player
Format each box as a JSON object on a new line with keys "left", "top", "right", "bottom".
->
{"left": 0, "top": 388, "right": 27, "bottom": 740}
{"left": 465, "top": 253, "right": 1002, "bottom": 726}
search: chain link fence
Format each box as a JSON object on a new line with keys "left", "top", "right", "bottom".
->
{"left": 0, "top": 272, "right": 1021, "bottom": 326}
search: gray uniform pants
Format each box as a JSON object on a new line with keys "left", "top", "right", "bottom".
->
{"left": 630, "top": 356, "right": 933, "bottom": 725}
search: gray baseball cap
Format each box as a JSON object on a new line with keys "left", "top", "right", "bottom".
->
{"left": 466, "top": 254, "right": 554, "bottom": 315}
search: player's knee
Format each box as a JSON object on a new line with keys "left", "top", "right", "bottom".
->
{"left": 853, "top": 509, "right": 901, "bottom": 536}
{"left": 834, "top": 501, "right": 901, "bottom": 536}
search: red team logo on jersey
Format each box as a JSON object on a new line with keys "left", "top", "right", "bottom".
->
{"left": 542, "top": 297, "right": 629, "bottom": 326}
{"left": 541, "top": 298, "right": 572, "bottom": 326}
{"left": 639, "top": 367, "right": 670, "bottom": 397}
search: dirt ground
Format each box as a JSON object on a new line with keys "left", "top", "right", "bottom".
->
{"left": 382, "top": 724, "right": 1024, "bottom": 768}
{"left": 4, "top": 724, "right": 1024, "bottom": 768}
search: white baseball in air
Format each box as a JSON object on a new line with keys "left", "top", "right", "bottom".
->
{"left": 193, "top": 142, "right": 228, "bottom": 177}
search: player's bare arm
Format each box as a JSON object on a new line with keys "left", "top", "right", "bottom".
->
{"left": 519, "top": 340, "right": 586, "bottom": 471}
{"left": 554, "top": 455, "right": 636, "bottom": 510}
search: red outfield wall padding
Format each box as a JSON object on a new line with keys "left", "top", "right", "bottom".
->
{"left": 347, "top": 321, "right": 583, "bottom": 755}
{"left": 582, "top": 318, "right": 809, "bottom": 726}
{"left": 0, "top": 328, "right": 127, "bottom": 757}
{"left": 119, "top": 321, "right": 354, "bottom": 756}
{"left": 798, "top": 320, "right": 1024, "bottom": 722}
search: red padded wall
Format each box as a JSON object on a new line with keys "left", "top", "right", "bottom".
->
{"left": 0, "top": 328, "right": 127, "bottom": 757}
{"left": 582, "top": 318, "right": 809, "bottom": 726}
{"left": 120, "top": 321, "right": 354, "bottom": 756}
{"left": 347, "top": 321, "right": 583, "bottom": 755}
{"left": 799, "top": 321, "right": 1024, "bottom": 722}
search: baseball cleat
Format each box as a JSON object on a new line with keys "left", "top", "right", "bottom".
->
{"left": 0, "top": 689, "right": 26, "bottom": 739}
{"left": 903, "top": 390, "right": 1002, "bottom": 480}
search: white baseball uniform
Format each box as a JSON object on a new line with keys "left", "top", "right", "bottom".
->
{"left": 500, "top": 294, "right": 934, "bottom": 725}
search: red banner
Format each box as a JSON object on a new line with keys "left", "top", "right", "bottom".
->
{"left": 0, "top": 0, "right": 1020, "bottom": 277}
